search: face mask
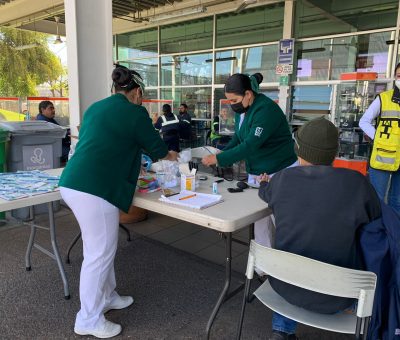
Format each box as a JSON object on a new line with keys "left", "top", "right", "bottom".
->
{"left": 230, "top": 97, "right": 249, "bottom": 113}
{"left": 395, "top": 80, "right": 400, "bottom": 89}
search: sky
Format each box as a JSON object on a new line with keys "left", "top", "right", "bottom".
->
{"left": 47, "top": 36, "right": 68, "bottom": 65}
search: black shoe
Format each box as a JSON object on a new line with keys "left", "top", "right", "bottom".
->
{"left": 269, "top": 330, "right": 299, "bottom": 340}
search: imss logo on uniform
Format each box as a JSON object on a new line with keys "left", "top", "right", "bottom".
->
{"left": 255, "top": 127, "right": 263, "bottom": 137}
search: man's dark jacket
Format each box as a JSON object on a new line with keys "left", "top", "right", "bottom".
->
{"left": 360, "top": 202, "right": 400, "bottom": 340}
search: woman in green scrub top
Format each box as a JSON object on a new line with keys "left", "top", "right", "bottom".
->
{"left": 59, "top": 65, "right": 178, "bottom": 338}
{"left": 202, "top": 73, "right": 297, "bottom": 258}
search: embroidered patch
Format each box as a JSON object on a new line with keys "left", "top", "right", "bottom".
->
{"left": 255, "top": 127, "right": 263, "bottom": 137}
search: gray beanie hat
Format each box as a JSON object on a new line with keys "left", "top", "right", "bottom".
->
{"left": 295, "top": 117, "right": 339, "bottom": 165}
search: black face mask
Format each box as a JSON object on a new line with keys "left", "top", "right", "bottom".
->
{"left": 230, "top": 97, "right": 248, "bottom": 113}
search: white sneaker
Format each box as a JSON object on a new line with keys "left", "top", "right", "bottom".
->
{"left": 74, "top": 320, "right": 122, "bottom": 338}
{"left": 103, "top": 295, "right": 134, "bottom": 314}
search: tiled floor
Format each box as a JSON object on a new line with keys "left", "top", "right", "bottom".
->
{"left": 123, "top": 210, "right": 252, "bottom": 274}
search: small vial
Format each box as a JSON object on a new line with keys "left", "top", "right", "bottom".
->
{"left": 212, "top": 182, "right": 218, "bottom": 194}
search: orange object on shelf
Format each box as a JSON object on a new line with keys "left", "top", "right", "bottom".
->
{"left": 340, "top": 72, "right": 378, "bottom": 81}
{"left": 333, "top": 158, "right": 368, "bottom": 176}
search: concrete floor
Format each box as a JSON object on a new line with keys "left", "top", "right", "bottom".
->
{"left": 0, "top": 205, "right": 354, "bottom": 340}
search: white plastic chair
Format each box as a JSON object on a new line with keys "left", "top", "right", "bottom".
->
{"left": 236, "top": 240, "right": 377, "bottom": 340}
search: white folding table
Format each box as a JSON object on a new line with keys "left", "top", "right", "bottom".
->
{"left": 132, "top": 175, "right": 272, "bottom": 337}
{"left": 2, "top": 167, "right": 272, "bottom": 336}
{"left": 0, "top": 168, "right": 69, "bottom": 299}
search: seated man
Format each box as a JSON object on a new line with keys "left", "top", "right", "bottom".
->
{"left": 36, "top": 100, "right": 70, "bottom": 162}
{"left": 154, "top": 104, "right": 180, "bottom": 152}
{"left": 258, "top": 117, "right": 381, "bottom": 340}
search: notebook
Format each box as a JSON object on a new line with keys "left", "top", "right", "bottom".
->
{"left": 159, "top": 190, "right": 223, "bottom": 210}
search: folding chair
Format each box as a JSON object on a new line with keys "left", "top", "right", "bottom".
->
{"left": 237, "top": 240, "right": 377, "bottom": 340}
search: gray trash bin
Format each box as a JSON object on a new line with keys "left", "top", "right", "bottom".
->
{"left": 0, "top": 121, "right": 67, "bottom": 219}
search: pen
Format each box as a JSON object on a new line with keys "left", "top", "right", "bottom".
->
{"left": 179, "top": 193, "right": 197, "bottom": 201}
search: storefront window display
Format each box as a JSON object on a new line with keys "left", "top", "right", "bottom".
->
{"left": 161, "top": 53, "right": 213, "bottom": 86}
{"left": 160, "top": 18, "right": 213, "bottom": 54}
{"left": 215, "top": 44, "right": 279, "bottom": 84}
{"left": 216, "top": 3, "right": 284, "bottom": 48}
{"left": 295, "top": 0, "right": 398, "bottom": 39}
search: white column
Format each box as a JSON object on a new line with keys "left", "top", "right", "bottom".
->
{"left": 278, "top": 0, "right": 295, "bottom": 116}
{"left": 64, "top": 0, "right": 113, "bottom": 140}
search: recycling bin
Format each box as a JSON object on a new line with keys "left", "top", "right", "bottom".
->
{"left": 0, "top": 121, "right": 67, "bottom": 219}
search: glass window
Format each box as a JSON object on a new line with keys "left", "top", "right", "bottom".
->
{"left": 160, "top": 18, "right": 213, "bottom": 54}
{"left": 119, "top": 58, "right": 158, "bottom": 87}
{"left": 331, "top": 31, "right": 393, "bottom": 79}
{"left": 216, "top": 3, "right": 284, "bottom": 48}
{"left": 215, "top": 45, "right": 279, "bottom": 84}
{"left": 296, "top": 31, "right": 393, "bottom": 81}
{"left": 161, "top": 53, "right": 212, "bottom": 86}
{"left": 117, "top": 28, "right": 158, "bottom": 58}
{"left": 290, "top": 85, "right": 332, "bottom": 124}
{"left": 296, "top": 39, "right": 332, "bottom": 81}
{"left": 161, "top": 87, "right": 212, "bottom": 119}
{"left": 295, "top": 0, "right": 398, "bottom": 39}
{"left": 143, "top": 89, "right": 158, "bottom": 100}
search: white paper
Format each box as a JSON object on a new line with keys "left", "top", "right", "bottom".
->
{"left": 159, "top": 190, "right": 223, "bottom": 209}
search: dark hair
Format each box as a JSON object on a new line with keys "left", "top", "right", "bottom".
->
{"left": 162, "top": 104, "right": 172, "bottom": 114}
{"left": 112, "top": 65, "right": 143, "bottom": 92}
{"left": 38, "top": 100, "right": 54, "bottom": 114}
{"left": 180, "top": 103, "right": 188, "bottom": 109}
{"left": 224, "top": 73, "right": 263, "bottom": 96}
{"left": 395, "top": 63, "right": 400, "bottom": 74}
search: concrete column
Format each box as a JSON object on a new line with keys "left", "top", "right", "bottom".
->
{"left": 278, "top": 0, "right": 295, "bottom": 115}
{"left": 64, "top": 0, "right": 113, "bottom": 140}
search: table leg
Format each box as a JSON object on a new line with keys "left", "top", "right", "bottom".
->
{"left": 25, "top": 223, "right": 36, "bottom": 271}
{"left": 206, "top": 232, "right": 232, "bottom": 338}
{"left": 48, "top": 202, "right": 70, "bottom": 299}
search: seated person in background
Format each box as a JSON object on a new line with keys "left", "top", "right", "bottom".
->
{"left": 37, "top": 100, "right": 70, "bottom": 162}
{"left": 210, "top": 108, "right": 232, "bottom": 149}
{"left": 178, "top": 103, "right": 192, "bottom": 141}
{"left": 154, "top": 104, "right": 180, "bottom": 152}
{"left": 258, "top": 117, "right": 381, "bottom": 340}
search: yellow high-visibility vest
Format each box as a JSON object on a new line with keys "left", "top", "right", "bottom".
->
{"left": 370, "top": 89, "right": 400, "bottom": 171}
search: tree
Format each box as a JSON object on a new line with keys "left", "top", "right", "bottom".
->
{"left": 48, "top": 65, "right": 68, "bottom": 97}
{"left": 0, "top": 27, "right": 64, "bottom": 96}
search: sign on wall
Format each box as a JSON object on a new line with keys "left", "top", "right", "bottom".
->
{"left": 277, "top": 39, "right": 295, "bottom": 64}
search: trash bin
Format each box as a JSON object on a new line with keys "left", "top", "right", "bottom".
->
{"left": 0, "top": 121, "right": 67, "bottom": 219}
{"left": 0, "top": 128, "right": 10, "bottom": 222}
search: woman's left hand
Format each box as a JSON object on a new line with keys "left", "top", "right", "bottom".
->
{"left": 202, "top": 154, "right": 217, "bottom": 166}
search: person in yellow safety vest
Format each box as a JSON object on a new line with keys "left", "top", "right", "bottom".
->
{"left": 359, "top": 62, "right": 400, "bottom": 214}
{"left": 210, "top": 107, "right": 232, "bottom": 149}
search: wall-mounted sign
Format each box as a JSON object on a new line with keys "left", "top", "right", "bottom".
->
{"left": 276, "top": 64, "right": 293, "bottom": 75}
{"left": 277, "top": 38, "right": 295, "bottom": 64}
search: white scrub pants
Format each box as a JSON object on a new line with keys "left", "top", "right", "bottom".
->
{"left": 60, "top": 187, "right": 120, "bottom": 329}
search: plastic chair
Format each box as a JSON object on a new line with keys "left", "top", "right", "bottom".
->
{"left": 237, "top": 240, "right": 377, "bottom": 340}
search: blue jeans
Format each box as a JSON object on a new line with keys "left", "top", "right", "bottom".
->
{"left": 272, "top": 312, "right": 297, "bottom": 334}
{"left": 369, "top": 167, "right": 400, "bottom": 214}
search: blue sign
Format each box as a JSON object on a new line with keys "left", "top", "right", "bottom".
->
{"left": 278, "top": 39, "right": 294, "bottom": 64}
